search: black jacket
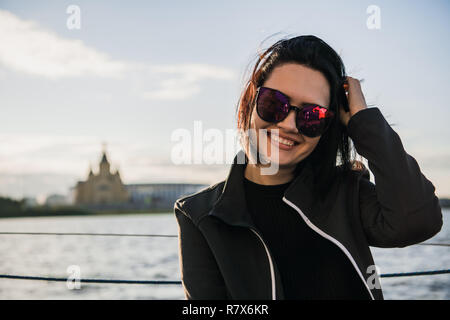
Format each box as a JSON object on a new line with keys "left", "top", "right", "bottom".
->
{"left": 174, "top": 107, "right": 443, "bottom": 300}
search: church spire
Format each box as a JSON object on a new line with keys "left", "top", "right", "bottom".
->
{"left": 99, "top": 142, "right": 111, "bottom": 175}
{"left": 100, "top": 141, "right": 108, "bottom": 164}
{"left": 101, "top": 152, "right": 108, "bottom": 163}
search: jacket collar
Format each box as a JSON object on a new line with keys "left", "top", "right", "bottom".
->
{"left": 208, "top": 149, "right": 322, "bottom": 228}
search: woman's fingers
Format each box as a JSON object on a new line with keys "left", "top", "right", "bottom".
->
{"left": 344, "top": 76, "right": 368, "bottom": 117}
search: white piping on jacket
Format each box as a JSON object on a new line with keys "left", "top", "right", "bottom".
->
{"left": 250, "top": 228, "right": 276, "bottom": 300}
{"left": 282, "top": 197, "right": 375, "bottom": 300}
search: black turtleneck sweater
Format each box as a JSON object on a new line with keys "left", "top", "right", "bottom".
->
{"left": 243, "top": 176, "right": 371, "bottom": 300}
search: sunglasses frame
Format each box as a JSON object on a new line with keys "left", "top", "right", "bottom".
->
{"left": 254, "top": 86, "right": 335, "bottom": 137}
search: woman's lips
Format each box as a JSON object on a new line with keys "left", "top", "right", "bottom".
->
{"left": 267, "top": 131, "right": 299, "bottom": 151}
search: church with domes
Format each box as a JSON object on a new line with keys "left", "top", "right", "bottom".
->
{"left": 74, "top": 148, "right": 129, "bottom": 206}
{"left": 72, "top": 145, "right": 208, "bottom": 212}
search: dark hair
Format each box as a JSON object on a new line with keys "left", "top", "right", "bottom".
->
{"left": 236, "top": 34, "right": 363, "bottom": 201}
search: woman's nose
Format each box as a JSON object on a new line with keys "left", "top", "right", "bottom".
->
{"left": 277, "top": 110, "right": 299, "bottom": 133}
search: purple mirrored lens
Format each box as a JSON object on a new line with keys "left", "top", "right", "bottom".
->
{"left": 297, "top": 105, "right": 334, "bottom": 137}
{"left": 256, "top": 87, "right": 290, "bottom": 122}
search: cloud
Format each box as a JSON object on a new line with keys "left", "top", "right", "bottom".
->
{"left": 137, "top": 63, "right": 236, "bottom": 100}
{"left": 0, "top": 10, "right": 127, "bottom": 78}
{"left": 0, "top": 134, "right": 102, "bottom": 174}
{"left": 0, "top": 10, "right": 236, "bottom": 100}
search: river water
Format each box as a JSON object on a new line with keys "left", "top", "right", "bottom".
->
{"left": 0, "top": 210, "right": 448, "bottom": 299}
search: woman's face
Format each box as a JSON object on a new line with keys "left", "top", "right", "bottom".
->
{"left": 249, "top": 63, "right": 330, "bottom": 169}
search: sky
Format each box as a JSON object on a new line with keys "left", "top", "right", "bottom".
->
{"left": 0, "top": 0, "right": 449, "bottom": 200}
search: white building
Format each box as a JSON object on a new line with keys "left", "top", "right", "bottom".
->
{"left": 125, "top": 183, "right": 208, "bottom": 210}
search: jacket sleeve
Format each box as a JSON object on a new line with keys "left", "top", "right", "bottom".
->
{"left": 347, "top": 107, "right": 443, "bottom": 248}
{"left": 174, "top": 202, "right": 229, "bottom": 299}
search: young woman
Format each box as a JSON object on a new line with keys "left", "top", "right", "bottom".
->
{"left": 174, "top": 35, "right": 443, "bottom": 300}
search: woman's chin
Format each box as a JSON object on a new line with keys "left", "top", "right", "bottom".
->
{"left": 261, "top": 153, "right": 298, "bottom": 168}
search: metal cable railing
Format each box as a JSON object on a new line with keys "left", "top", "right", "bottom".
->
{"left": 0, "top": 232, "right": 447, "bottom": 244}
{"left": 0, "top": 231, "right": 448, "bottom": 284}
{"left": 1, "top": 269, "right": 449, "bottom": 285}
{"left": 0, "top": 231, "right": 177, "bottom": 238}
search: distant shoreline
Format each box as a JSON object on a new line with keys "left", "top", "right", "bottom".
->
{"left": 1, "top": 196, "right": 449, "bottom": 219}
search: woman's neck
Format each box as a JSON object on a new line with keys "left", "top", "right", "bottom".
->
{"left": 244, "top": 163, "right": 296, "bottom": 185}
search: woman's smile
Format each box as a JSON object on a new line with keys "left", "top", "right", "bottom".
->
{"left": 266, "top": 130, "right": 300, "bottom": 151}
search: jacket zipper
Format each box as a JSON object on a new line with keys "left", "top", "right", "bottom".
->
{"left": 249, "top": 228, "right": 277, "bottom": 300}
{"left": 282, "top": 196, "right": 375, "bottom": 300}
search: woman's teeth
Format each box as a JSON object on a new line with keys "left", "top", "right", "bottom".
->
{"left": 270, "top": 134, "right": 295, "bottom": 146}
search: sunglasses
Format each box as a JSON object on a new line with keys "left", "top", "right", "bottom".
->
{"left": 255, "top": 86, "right": 335, "bottom": 137}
